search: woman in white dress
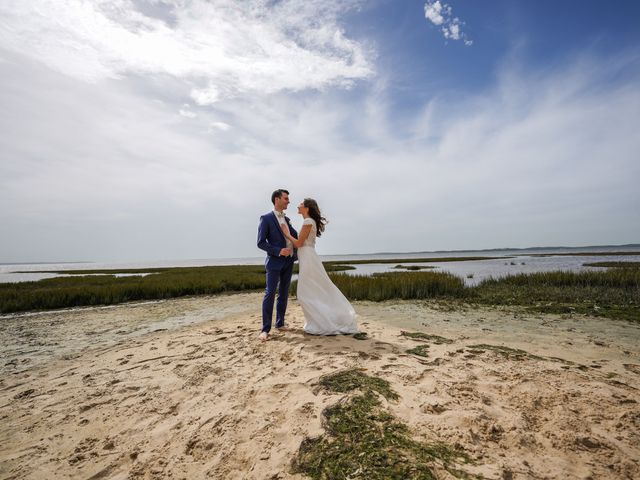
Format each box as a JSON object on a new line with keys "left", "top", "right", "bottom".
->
{"left": 280, "top": 198, "right": 359, "bottom": 335}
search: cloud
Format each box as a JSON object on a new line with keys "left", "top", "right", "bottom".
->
{"left": 178, "top": 107, "right": 197, "bottom": 119}
{"left": 1, "top": 46, "right": 638, "bottom": 262}
{"left": 424, "top": 0, "right": 448, "bottom": 25}
{"left": 424, "top": 1, "right": 472, "bottom": 46}
{"left": 0, "top": 2, "right": 638, "bottom": 261}
{"left": 210, "top": 122, "right": 231, "bottom": 132}
{"left": 0, "top": 0, "right": 374, "bottom": 102}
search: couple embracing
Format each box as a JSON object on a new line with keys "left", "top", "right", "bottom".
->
{"left": 256, "top": 189, "right": 359, "bottom": 341}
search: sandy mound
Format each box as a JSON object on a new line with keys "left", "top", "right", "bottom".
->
{"left": 1, "top": 293, "right": 639, "bottom": 479}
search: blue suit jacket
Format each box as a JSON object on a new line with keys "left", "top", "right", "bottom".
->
{"left": 257, "top": 212, "right": 298, "bottom": 270}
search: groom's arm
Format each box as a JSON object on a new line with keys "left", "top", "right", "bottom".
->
{"left": 257, "top": 215, "right": 283, "bottom": 257}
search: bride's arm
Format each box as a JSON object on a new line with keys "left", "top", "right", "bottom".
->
{"left": 281, "top": 223, "right": 311, "bottom": 248}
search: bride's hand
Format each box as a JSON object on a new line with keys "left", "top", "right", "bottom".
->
{"left": 280, "top": 222, "right": 290, "bottom": 236}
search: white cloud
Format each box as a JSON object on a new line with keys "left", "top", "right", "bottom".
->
{"left": 0, "top": 47, "right": 638, "bottom": 261}
{"left": 178, "top": 109, "right": 197, "bottom": 118}
{"left": 191, "top": 86, "right": 221, "bottom": 106}
{"left": 424, "top": 1, "right": 472, "bottom": 46}
{"left": 443, "top": 23, "right": 460, "bottom": 40}
{"left": 424, "top": 0, "right": 447, "bottom": 25}
{"left": 0, "top": 2, "right": 637, "bottom": 261}
{"left": 210, "top": 122, "right": 231, "bottom": 132}
{"left": 0, "top": 0, "right": 373, "bottom": 101}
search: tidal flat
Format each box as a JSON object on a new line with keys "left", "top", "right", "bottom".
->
{"left": 1, "top": 293, "right": 639, "bottom": 479}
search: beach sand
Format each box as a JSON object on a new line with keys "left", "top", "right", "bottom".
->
{"left": 1, "top": 293, "right": 639, "bottom": 479}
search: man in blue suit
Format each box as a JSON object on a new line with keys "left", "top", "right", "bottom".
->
{"left": 257, "top": 189, "right": 298, "bottom": 341}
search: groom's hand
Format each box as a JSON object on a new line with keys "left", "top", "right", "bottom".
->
{"left": 280, "top": 248, "right": 292, "bottom": 257}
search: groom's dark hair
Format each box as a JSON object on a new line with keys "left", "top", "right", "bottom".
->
{"left": 271, "top": 189, "right": 289, "bottom": 204}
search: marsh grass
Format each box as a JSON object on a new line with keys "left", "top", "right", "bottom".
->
{"left": 0, "top": 263, "right": 352, "bottom": 314}
{"left": 4, "top": 262, "right": 639, "bottom": 321}
{"left": 470, "top": 269, "right": 640, "bottom": 322}
{"left": 297, "top": 271, "right": 466, "bottom": 301}
{"left": 294, "top": 370, "right": 471, "bottom": 479}
{"left": 0, "top": 265, "right": 268, "bottom": 313}
{"left": 584, "top": 261, "right": 640, "bottom": 268}
{"left": 20, "top": 264, "right": 354, "bottom": 275}
{"left": 531, "top": 251, "right": 640, "bottom": 257}
{"left": 324, "top": 256, "right": 503, "bottom": 266}
{"left": 317, "top": 268, "right": 639, "bottom": 322}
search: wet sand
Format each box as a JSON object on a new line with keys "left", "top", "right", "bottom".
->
{"left": 1, "top": 293, "right": 639, "bottom": 479}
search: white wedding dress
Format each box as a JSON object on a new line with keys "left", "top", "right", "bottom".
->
{"left": 296, "top": 218, "right": 359, "bottom": 335}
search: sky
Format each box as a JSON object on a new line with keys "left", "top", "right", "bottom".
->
{"left": 1, "top": 0, "right": 639, "bottom": 263}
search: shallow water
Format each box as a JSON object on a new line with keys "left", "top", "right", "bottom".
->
{"left": 343, "top": 253, "right": 640, "bottom": 285}
{"left": 1, "top": 246, "right": 639, "bottom": 284}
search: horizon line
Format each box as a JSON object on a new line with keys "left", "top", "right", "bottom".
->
{"left": 2, "top": 242, "right": 639, "bottom": 266}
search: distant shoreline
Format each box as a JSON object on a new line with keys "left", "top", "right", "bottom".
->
{"left": 2, "top": 243, "right": 639, "bottom": 266}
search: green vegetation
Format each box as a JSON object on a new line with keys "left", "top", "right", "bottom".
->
{"left": 530, "top": 251, "right": 640, "bottom": 257}
{"left": 293, "top": 271, "right": 465, "bottom": 301}
{"left": 584, "top": 261, "right": 640, "bottom": 268}
{"left": 0, "top": 265, "right": 267, "bottom": 314}
{"left": 401, "top": 331, "right": 454, "bottom": 344}
{"left": 293, "top": 369, "right": 472, "bottom": 479}
{"left": 406, "top": 345, "right": 430, "bottom": 357}
{"left": 466, "top": 344, "right": 543, "bottom": 361}
{"left": 324, "top": 256, "right": 503, "bottom": 266}
{"left": 301, "top": 268, "right": 640, "bottom": 322}
{"left": 18, "top": 264, "right": 355, "bottom": 275}
{"left": 470, "top": 269, "right": 640, "bottom": 322}
{"left": 318, "top": 369, "right": 399, "bottom": 400}
{"left": 3, "top": 260, "right": 639, "bottom": 322}
{"left": 0, "top": 263, "right": 351, "bottom": 314}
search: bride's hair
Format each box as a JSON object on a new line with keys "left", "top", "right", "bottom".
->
{"left": 303, "top": 198, "right": 327, "bottom": 237}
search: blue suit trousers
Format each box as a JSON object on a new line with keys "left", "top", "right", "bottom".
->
{"left": 262, "top": 259, "right": 294, "bottom": 332}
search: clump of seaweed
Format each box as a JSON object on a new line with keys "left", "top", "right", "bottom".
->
{"left": 406, "top": 345, "right": 430, "bottom": 358}
{"left": 318, "top": 369, "right": 398, "bottom": 400}
{"left": 467, "top": 344, "right": 543, "bottom": 361}
{"left": 401, "top": 331, "right": 454, "bottom": 344}
{"left": 353, "top": 332, "right": 368, "bottom": 340}
{"left": 294, "top": 369, "right": 472, "bottom": 479}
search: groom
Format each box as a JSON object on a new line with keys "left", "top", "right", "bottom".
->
{"left": 257, "top": 189, "right": 298, "bottom": 341}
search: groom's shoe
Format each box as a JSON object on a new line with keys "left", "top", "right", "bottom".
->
{"left": 258, "top": 331, "right": 269, "bottom": 342}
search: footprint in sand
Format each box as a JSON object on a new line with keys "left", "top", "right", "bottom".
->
{"left": 13, "top": 388, "right": 36, "bottom": 400}
{"left": 421, "top": 402, "right": 448, "bottom": 414}
{"left": 623, "top": 364, "right": 640, "bottom": 375}
{"left": 68, "top": 437, "right": 99, "bottom": 465}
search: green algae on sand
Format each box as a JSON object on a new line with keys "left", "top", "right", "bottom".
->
{"left": 293, "top": 369, "right": 473, "bottom": 479}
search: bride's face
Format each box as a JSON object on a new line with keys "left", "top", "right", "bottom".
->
{"left": 297, "top": 202, "right": 309, "bottom": 215}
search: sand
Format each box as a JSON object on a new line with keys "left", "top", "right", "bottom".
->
{"left": 1, "top": 293, "right": 639, "bottom": 479}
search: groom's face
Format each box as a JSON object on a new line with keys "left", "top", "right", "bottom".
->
{"left": 275, "top": 192, "right": 290, "bottom": 211}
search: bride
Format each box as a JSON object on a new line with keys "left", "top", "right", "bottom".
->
{"left": 280, "top": 198, "right": 359, "bottom": 335}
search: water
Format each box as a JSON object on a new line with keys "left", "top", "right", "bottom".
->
{"left": 1, "top": 245, "right": 639, "bottom": 285}
{"left": 342, "top": 253, "right": 640, "bottom": 286}
{"left": 0, "top": 257, "right": 264, "bottom": 283}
